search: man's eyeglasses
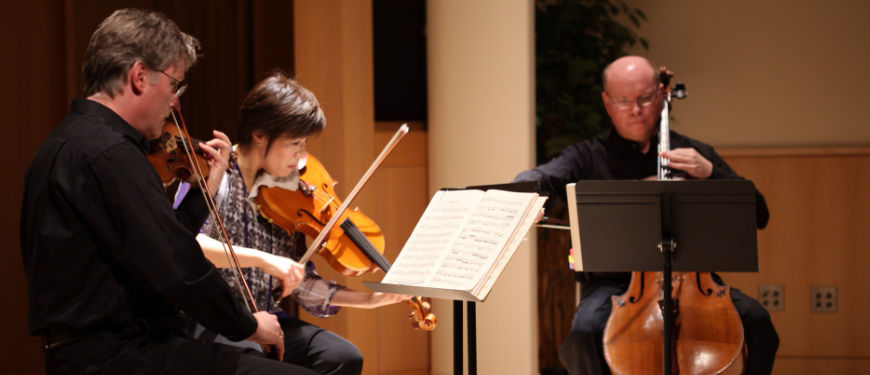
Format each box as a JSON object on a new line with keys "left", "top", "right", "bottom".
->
{"left": 157, "top": 70, "right": 184, "bottom": 95}
{"left": 605, "top": 90, "right": 660, "bottom": 110}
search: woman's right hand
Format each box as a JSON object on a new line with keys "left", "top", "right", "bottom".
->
{"left": 260, "top": 253, "right": 306, "bottom": 298}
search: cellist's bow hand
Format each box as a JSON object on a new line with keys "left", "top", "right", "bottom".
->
{"left": 260, "top": 253, "right": 306, "bottom": 299}
{"left": 248, "top": 311, "right": 285, "bottom": 360}
{"left": 198, "top": 130, "right": 232, "bottom": 196}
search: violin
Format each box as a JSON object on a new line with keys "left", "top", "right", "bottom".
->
{"left": 147, "top": 121, "right": 211, "bottom": 186}
{"left": 601, "top": 68, "right": 745, "bottom": 374}
{"left": 146, "top": 88, "right": 263, "bottom": 344}
{"left": 255, "top": 125, "right": 436, "bottom": 330}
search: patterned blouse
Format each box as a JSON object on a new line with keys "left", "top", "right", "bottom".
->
{"left": 201, "top": 162, "right": 343, "bottom": 317}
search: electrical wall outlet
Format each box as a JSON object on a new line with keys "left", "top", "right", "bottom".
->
{"left": 811, "top": 285, "right": 837, "bottom": 313}
{"left": 758, "top": 284, "right": 785, "bottom": 311}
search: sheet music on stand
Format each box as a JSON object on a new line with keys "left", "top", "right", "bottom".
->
{"left": 365, "top": 181, "right": 545, "bottom": 301}
{"left": 365, "top": 181, "right": 542, "bottom": 375}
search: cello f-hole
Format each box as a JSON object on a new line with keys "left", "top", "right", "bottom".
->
{"left": 695, "top": 272, "right": 713, "bottom": 296}
{"left": 628, "top": 271, "right": 646, "bottom": 304}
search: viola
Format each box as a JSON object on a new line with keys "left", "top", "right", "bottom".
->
{"left": 256, "top": 154, "right": 387, "bottom": 277}
{"left": 601, "top": 67, "right": 745, "bottom": 374}
{"left": 257, "top": 153, "right": 436, "bottom": 331}
{"left": 255, "top": 124, "right": 436, "bottom": 330}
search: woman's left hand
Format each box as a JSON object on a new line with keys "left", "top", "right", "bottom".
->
{"left": 366, "top": 292, "right": 412, "bottom": 309}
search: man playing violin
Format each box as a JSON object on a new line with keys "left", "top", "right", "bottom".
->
{"left": 515, "top": 56, "right": 779, "bottom": 375}
{"left": 192, "top": 71, "right": 408, "bottom": 375}
{"left": 19, "top": 8, "right": 317, "bottom": 374}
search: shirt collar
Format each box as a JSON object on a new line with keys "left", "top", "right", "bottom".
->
{"left": 70, "top": 98, "right": 151, "bottom": 153}
{"left": 605, "top": 129, "right": 660, "bottom": 155}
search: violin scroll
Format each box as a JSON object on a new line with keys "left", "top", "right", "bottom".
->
{"left": 407, "top": 296, "right": 437, "bottom": 331}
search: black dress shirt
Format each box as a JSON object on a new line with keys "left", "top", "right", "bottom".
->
{"left": 20, "top": 99, "right": 256, "bottom": 341}
{"left": 515, "top": 130, "right": 770, "bottom": 284}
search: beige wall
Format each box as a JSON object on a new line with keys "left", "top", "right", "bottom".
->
{"left": 427, "top": 1, "right": 537, "bottom": 374}
{"left": 627, "top": 0, "right": 870, "bottom": 147}
{"left": 294, "top": 2, "right": 431, "bottom": 375}
{"left": 719, "top": 147, "right": 870, "bottom": 373}
{"left": 624, "top": 1, "right": 870, "bottom": 372}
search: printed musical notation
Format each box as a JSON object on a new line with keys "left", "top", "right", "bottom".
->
{"left": 382, "top": 189, "right": 547, "bottom": 300}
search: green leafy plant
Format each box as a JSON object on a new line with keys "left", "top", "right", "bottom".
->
{"left": 534, "top": 2, "right": 647, "bottom": 373}
{"left": 536, "top": 0, "right": 647, "bottom": 163}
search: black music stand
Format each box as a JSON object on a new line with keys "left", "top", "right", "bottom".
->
{"left": 366, "top": 181, "right": 537, "bottom": 375}
{"left": 567, "top": 179, "right": 759, "bottom": 375}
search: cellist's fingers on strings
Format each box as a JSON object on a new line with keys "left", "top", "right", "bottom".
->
{"left": 660, "top": 148, "right": 712, "bottom": 179}
{"left": 248, "top": 311, "right": 286, "bottom": 360}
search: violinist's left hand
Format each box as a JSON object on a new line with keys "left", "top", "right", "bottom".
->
{"left": 331, "top": 290, "right": 410, "bottom": 309}
{"left": 660, "top": 148, "right": 713, "bottom": 179}
{"left": 366, "top": 292, "right": 412, "bottom": 309}
{"left": 198, "top": 130, "right": 232, "bottom": 196}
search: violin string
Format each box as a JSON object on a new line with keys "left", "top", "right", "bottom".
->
{"left": 169, "top": 108, "right": 259, "bottom": 313}
{"left": 168, "top": 115, "right": 249, "bottom": 308}
{"left": 167, "top": 112, "right": 244, "bottom": 302}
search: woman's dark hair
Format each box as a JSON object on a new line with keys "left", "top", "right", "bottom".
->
{"left": 237, "top": 70, "right": 326, "bottom": 152}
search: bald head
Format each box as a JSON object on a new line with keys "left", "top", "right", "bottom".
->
{"left": 600, "top": 56, "right": 664, "bottom": 152}
{"left": 602, "top": 56, "right": 658, "bottom": 92}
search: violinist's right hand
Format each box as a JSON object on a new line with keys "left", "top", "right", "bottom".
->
{"left": 248, "top": 311, "right": 285, "bottom": 360}
{"left": 260, "top": 253, "right": 306, "bottom": 298}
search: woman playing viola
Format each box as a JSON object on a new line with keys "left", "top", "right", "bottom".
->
{"left": 194, "top": 71, "right": 408, "bottom": 375}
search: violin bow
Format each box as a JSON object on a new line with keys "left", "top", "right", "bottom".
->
{"left": 168, "top": 86, "right": 260, "bottom": 314}
{"left": 298, "top": 124, "right": 409, "bottom": 264}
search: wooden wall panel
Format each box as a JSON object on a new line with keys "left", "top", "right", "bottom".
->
{"left": 370, "top": 122, "right": 431, "bottom": 375}
{"left": 3, "top": 1, "right": 293, "bottom": 374}
{"left": 719, "top": 147, "right": 870, "bottom": 373}
{"left": 1, "top": 1, "right": 69, "bottom": 373}
{"left": 293, "top": 2, "right": 431, "bottom": 374}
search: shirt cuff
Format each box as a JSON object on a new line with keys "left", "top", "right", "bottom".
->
{"left": 220, "top": 312, "right": 258, "bottom": 342}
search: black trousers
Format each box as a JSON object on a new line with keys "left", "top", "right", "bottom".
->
{"left": 44, "top": 329, "right": 318, "bottom": 375}
{"left": 194, "top": 315, "right": 363, "bottom": 375}
{"left": 279, "top": 316, "right": 363, "bottom": 375}
{"left": 559, "top": 283, "right": 779, "bottom": 375}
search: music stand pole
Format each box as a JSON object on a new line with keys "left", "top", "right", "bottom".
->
{"left": 660, "top": 237, "right": 675, "bottom": 375}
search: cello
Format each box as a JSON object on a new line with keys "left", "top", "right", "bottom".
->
{"left": 601, "top": 68, "right": 746, "bottom": 375}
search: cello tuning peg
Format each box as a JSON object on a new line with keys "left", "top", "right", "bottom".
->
{"left": 671, "top": 83, "right": 687, "bottom": 100}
